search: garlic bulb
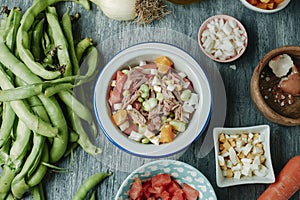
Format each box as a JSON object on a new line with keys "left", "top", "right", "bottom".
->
{"left": 90, "top": 0, "right": 136, "bottom": 21}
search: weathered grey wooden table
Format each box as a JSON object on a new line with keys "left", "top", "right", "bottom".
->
{"left": 2, "top": 0, "right": 300, "bottom": 199}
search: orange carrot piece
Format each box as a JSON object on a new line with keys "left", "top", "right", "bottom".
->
{"left": 258, "top": 156, "right": 300, "bottom": 200}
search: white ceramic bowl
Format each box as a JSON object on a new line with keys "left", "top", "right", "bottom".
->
{"left": 198, "top": 15, "right": 248, "bottom": 63}
{"left": 240, "top": 0, "right": 291, "bottom": 13}
{"left": 94, "top": 42, "right": 212, "bottom": 158}
{"left": 213, "top": 125, "right": 275, "bottom": 187}
{"left": 115, "top": 160, "right": 217, "bottom": 200}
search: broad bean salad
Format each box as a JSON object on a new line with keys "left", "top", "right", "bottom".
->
{"left": 108, "top": 56, "right": 199, "bottom": 145}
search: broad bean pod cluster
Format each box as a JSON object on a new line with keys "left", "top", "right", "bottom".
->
{"left": 0, "top": 0, "right": 105, "bottom": 199}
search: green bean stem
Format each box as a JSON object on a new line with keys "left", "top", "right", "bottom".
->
{"left": 72, "top": 172, "right": 112, "bottom": 200}
{"left": 62, "top": 8, "right": 80, "bottom": 75}
{"left": 46, "top": 12, "right": 73, "bottom": 76}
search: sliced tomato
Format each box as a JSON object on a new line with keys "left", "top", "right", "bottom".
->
{"left": 148, "top": 186, "right": 164, "bottom": 195}
{"left": 171, "top": 189, "right": 185, "bottom": 200}
{"left": 129, "top": 177, "right": 143, "bottom": 200}
{"left": 142, "top": 179, "right": 152, "bottom": 198}
{"left": 161, "top": 190, "right": 171, "bottom": 200}
{"left": 115, "top": 71, "right": 127, "bottom": 91}
{"left": 109, "top": 71, "right": 127, "bottom": 105}
{"left": 182, "top": 183, "right": 199, "bottom": 200}
{"left": 166, "top": 180, "right": 181, "bottom": 195}
{"left": 109, "top": 89, "right": 122, "bottom": 105}
{"left": 151, "top": 174, "right": 172, "bottom": 188}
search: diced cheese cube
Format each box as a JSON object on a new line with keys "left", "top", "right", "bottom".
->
{"left": 139, "top": 61, "right": 146, "bottom": 66}
{"left": 234, "top": 171, "right": 241, "bottom": 179}
{"left": 218, "top": 155, "right": 225, "bottom": 166}
{"left": 119, "top": 121, "right": 129, "bottom": 132}
{"left": 188, "top": 93, "right": 198, "bottom": 106}
{"left": 241, "top": 158, "right": 252, "bottom": 165}
{"left": 251, "top": 163, "right": 259, "bottom": 170}
{"left": 258, "top": 134, "right": 265, "bottom": 142}
{"left": 243, "top": 143, "right": 252, "bottom": 156}
{"left": 152, "top": 76, "right": 161, "bottom": 85}
{"left": 128, "top": 131, "right": 144, "bottom": 141}
{"left": 182, "top": 103, "right": 195, "bottom": 113}
{"left": 241, "top": 165, "right": 252, "bottom": 177}
{"left": 253, "top": 156, "right": 261, "bottom": 165}
{"left": 229, "top": 147, "right": 238, "bottom": 165}
{"left": 153, "top": 85, "right": 162, "bottom": 93}
{"left": 253, "top": 165, "right": 268, "bottom": 177}
{"left": 113, "top": 103, "right": 122, "bottom": 110}
{"left": 167, "top": 84, "right": 176, "bottom": 91}
{"left": 221, "top": 152, "right": 230, "bottom": 157}
{"left": 236, "top": 140, "right": 243, "bottom": 148}
{"left": 232, "top": 163, "right": 242, "bottom": 171}
{"left": 253, "top": 146, "right": 262, "bottom": 154}
{"left": 227, "top": 159, "right": 233, "bottom": 169}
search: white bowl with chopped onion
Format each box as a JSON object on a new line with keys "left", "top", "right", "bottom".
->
{"left": 93, "top": 42, "right": 212, "bottom": 158}
{"left": 240, "top": 0, "right": 291, "bottom": 14}
{"left": 213, "top": 125, "right": 275, "bottom": 187}
{"left": 198, "top": 15, "right": 248, "bottom": 63}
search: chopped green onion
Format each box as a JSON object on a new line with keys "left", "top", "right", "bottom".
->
{"left": 142, "top": 98, "right": 158, "bottom": 111}
{"left": 180, "top": 89, "right": 192, "bottom": 101}
{"left": 169, "top": 120, "right": 186, "bottom": 132}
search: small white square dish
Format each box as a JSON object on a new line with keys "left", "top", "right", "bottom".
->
{"left": 213, "top": 125, "right": 275, "bottom": 188}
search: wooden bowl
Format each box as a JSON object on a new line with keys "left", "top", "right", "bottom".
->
{"left": 250, "top": 46, "right": 300, "bottom": 126}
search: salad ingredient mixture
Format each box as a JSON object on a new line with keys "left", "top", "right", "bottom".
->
{"left": 247, "top": 0, "right": 284, "bottom": 10}
{"left": 200, "top": 17, "right": 246, "bottom": 61}
{"left": 109, "top": 56, "right": 199, "bottom": 145}
{"left": 128, "top": 173, "right": 200, "bottom": 200}
{"left": 90, "top": 0, "right": 170, "bottom": 24}
{"left": 217, "top": 132, "right": 268, "bottom": 179}
{"left": 258, "top": 156, "right": 300, "bottom": 200}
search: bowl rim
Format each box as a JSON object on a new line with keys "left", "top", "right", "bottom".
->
{"left": 115, "top": 159, "right": 217, "bottom": 200}
{"left": 213, "top": 124, "right": 275, "bottom": 187}
{"left": 93, "top": 42, "right": 212, "bottom": 158}
{"left": 198, "top": 14, "right": 248, "bottom": 63}
{"left": 240, "top": 0, "right": 291, "bottom": 14}
{"left": 250, "top": 45, "right": 300, "bottom": 126}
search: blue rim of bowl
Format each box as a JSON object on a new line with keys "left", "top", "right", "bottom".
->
{"left": 115, "top": 159, "right": 218, "bottom": 200}
{"left": 93, "top": 42, "right": 212, "bottom": 158}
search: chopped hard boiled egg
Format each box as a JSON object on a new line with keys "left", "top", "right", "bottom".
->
{"left": 201, "top": 17, "right": 246, "bottom": 61}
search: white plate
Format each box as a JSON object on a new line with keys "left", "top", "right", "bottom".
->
{"left": 115, "top": 160, "right": 217, "bottom": 200}
{"left": 93, "top": 42, "right": 212, "bottom": 158}
{"left": 213, "top": 125, "right": 275, "bottom": 187}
